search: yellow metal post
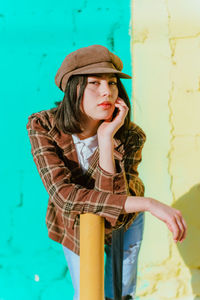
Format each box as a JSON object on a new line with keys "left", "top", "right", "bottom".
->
{"left": 80, "top": 213, "right": 105, "bottom": 300}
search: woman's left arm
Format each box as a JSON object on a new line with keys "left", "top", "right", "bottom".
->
{"left": 95, "top": 97, "right": 129, "bottom": 195}
{"left": 95, "top": 97, "right": 146, "bottom": 198}
{"left": 98, "top": 137, "right": 116, "bottom": 174}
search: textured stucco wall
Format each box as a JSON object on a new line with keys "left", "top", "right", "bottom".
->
{"left": 132, "top": 0, "right": 200, "bottom": 299}
{"left": 0, "top": 1, "right": 132, "bottom": 299}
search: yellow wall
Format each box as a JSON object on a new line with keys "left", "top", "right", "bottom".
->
{"left": 131, "top": 0, "right": 200, "bottom": 299}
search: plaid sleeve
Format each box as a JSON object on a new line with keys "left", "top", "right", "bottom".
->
{"left": 26, "top": 113, "right": 127, "bottom": 227}
{"left": 124, "top": 123, "right": 146, "bottom": 197}
{"left": 94, "top": 163, "right": 128, "bottom": 195}
{"left": 94, "top": 124, "right": 146, "bottom": 234}
{"left": 94, "top": 161, "right": 129, "bottom": 233}
{"left": 94, "top": 123, "right": 146, "bottom": 198}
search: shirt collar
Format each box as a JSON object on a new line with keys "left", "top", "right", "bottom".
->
{"left": 72, "top": 133, "right": 98, "bottom": 148}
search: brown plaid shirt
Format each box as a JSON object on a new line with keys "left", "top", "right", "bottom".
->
{"left": 26, "top": 109, "right": 146, "bottom": 255}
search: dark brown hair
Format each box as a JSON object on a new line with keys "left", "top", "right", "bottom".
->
{"left": 51, "top": 74, "right": 131, "bottom": 142}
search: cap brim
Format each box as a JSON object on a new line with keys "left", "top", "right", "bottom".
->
{"left": 72, "top": 67, "right": 132, "bottom": 79}
{"left": 59, "top": 65, "right": 132, "bottom": 91}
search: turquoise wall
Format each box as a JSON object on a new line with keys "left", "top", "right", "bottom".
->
{"left": 0, "top": 1, "right": 132, "bottom": 298}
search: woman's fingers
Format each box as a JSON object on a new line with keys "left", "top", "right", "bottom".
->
{"left": 177, "top": 215, "right": 187, "bottom": 242}
{"left": 97, "top": 98, "right": 128, "bottom": 138}
{"left": 181, "top": 216, "right": 187, "bottom": 240}
{"left": 114, "top": 98, "right": 129, "bottom": 121}
{"left": 149, "top": 199, "right": 187, "bottom": 244}
{"left": 167, "top": 212, "right": 187, "bottom": 243}
{"left": 169, "top": 219, "right": 180, "bottom": 242}
{"left": 115, "top": 98, "right": 128, "bottom": 110}
{"left": 174, "top": 211, "right": 187, "bottom": 242}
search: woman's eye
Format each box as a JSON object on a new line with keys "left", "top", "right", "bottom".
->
{"left": 88, "top": 81, "right": 99, "bottom": 85}
{"left": 88, "top": 80, "right": 117, "bottom": 86}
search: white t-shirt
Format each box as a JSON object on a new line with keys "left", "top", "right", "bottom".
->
{"left": 72, "top": 133, "right": 98, "bottom": 174}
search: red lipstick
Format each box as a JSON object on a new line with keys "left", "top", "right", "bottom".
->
{"left": 98, "top": 102, "right": 112, "bottom": 109}
{"left": 98, "top": 101, "right": 112, "bottom": 108}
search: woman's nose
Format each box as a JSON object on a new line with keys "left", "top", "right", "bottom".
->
{"left": 99, "top": 82, "right": 112, "bottom": 97}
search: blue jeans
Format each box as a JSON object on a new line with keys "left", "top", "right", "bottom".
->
{"left": 63, "top": 212, "right": 145, "bottom": 300}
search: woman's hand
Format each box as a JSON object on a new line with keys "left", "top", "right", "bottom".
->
{"left": 97, "top": 97, "right": 128, "bottom": 174}
{"left": 124, "top": 196, "right": 187, "bottom": 243}
{"left": 97, "top": 97, "right": 129, "bottom": 139}
{"left": 147, "top": 198, "right": 187, "bottom": 243}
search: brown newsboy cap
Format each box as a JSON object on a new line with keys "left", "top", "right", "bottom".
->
{"left": 55, "top": 44, "right": 132, "bottom": 92}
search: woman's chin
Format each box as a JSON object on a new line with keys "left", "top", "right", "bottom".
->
{"left": 89, "top": 110, "right": 114, "bottom": 122}
{"left": 101, "top": 110, "right": 114, "bottom": 120}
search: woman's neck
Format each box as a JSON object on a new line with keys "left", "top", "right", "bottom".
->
{"left": 77, "top": 120, "right": 101, "bottom": 140}
{"left": 76, "top": 132, "right": 96, "bottom": 140}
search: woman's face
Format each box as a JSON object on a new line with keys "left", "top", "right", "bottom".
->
{"left": 80, "top": 73, "right": 119, "bottom": 122}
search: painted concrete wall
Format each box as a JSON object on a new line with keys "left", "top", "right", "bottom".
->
{"left": 0, "top": 1, "right": 133, "bottom": 299}
{"left": 132, "top": 0, "right": 200, "bottom": 299}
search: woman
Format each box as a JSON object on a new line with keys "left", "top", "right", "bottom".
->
{"left": 27, "top": 45, "right": 187, "bottom": 300}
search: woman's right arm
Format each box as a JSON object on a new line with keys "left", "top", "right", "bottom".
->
{"left": 26, "top": 112, "right": 128, "bottom": 228}
{"left": 123, "top": 196, "right": 187, "bottom": 243}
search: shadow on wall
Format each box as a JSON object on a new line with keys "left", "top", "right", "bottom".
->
{"left": 172, "top": 184, "right": 200, "bottom": 299}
